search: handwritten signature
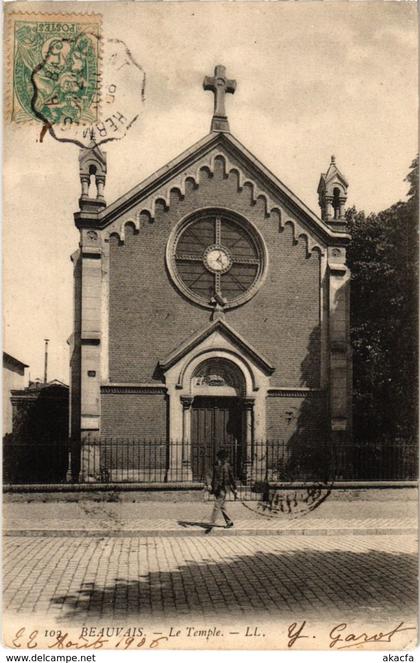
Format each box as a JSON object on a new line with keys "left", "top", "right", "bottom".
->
{"left": 287, "top": 621, "right": 416, "bottom": 649}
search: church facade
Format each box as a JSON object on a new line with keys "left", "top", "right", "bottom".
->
{"left": 70, "top": 66, "right": 352, "bottom": 483}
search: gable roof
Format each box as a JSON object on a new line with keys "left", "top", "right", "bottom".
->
{"left": 3, "top": 352, "right": 28, "bottom": 370}
{"left": 159, "top": 319, "right": 275, "bottom": 376}
{"left": 92, "top": 131, "right": 350, "bottom": 244}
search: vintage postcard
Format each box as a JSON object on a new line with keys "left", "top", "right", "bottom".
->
{"left": 3, "top": 0, "right": 418, "bottom": 654}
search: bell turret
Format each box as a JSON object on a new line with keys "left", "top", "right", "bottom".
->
{"left": 318, "top": 155, "right": 348, "bottom": 231}
{"left": 78, "top": 131, "right": 107, "bottom": 212}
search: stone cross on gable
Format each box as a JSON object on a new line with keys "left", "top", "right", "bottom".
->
{"left": 203, "top": 64, "right": 236, "bottom": 133}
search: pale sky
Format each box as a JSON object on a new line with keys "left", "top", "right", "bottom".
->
{"left": 4, "top": 1, "right": 418, "bottom": 383}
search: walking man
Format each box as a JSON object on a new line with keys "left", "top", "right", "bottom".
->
{"left": 205, "top": 448, "right": 238, "bottom": 533}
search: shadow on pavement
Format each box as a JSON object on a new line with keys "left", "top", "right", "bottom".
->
{"left": 49, "top": 548, "right": 418, "bottom": 623}
{"left": 177, "top": 520, "right": 225, "bottom": 530}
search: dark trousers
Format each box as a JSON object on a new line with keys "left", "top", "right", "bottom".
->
{"left": 209, "top": 489, "right": 232, "bottom": 525}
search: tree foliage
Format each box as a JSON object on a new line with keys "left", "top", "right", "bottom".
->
{"left": 347, "top": 156, "right": 418, "bottom": 446}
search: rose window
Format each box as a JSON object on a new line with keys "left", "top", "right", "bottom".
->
{"left": 167, "top": 211, "right": 267, "bottom": 309}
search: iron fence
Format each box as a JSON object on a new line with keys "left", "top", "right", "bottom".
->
{"left": 3, "top": 436, "right": 69, "bottom": 484}
{"left": 3, "top": 436, "right": 418, "bottom": 486}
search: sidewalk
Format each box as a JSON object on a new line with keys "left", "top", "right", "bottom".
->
{"left": 3, "top": 495, "right": 417, "bottom": 536}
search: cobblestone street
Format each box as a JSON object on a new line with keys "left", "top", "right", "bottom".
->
{"left": 4, "top": 533, "right": 417, "bottom": 624}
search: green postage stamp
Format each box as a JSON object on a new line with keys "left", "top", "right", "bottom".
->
{"left": 7, "top": 13, "right": 101, "bottom": 125}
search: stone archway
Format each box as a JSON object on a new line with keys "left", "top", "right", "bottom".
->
{"left": 161, "top": 321, "right": 273, "bottom": 482}
{"left": 192, "top": 357, "right": 246, "bottom": 397}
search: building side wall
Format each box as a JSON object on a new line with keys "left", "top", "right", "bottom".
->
{"left": 3, "top": 366, "right": 26, "bottom": 435}
{"left": 266, "top": 395, "right": 327, "bottom": 444}
{"left": 101, "top": 393, "right": 168, "bottom": 439}
{"left": 70, "top": 253, "right": 82, "bottom": 440}
{"left": 265, "top": 394, "right": 329, "bottom": 477}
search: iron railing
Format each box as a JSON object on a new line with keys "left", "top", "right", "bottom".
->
{"left": 3, "top": 437, "right": 418, "bottom": 486}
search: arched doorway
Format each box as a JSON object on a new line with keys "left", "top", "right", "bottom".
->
{"left": 190, "top": 358, "right": 246, "bottom": 481}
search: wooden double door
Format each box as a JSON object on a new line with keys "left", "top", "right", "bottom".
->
{"left": 191, "top": 397, "right": 244, "bottom": 481}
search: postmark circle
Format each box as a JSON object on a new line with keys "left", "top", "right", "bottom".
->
{"left": 240, "top": 442, "right": 336, "bottom": 520}
{"left": 9, "top": 14, "right": 146, "bottom": 149}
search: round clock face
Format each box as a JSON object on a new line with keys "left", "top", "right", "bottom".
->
{"left": 203, "top": 245, "right": 233, "bottom": 274}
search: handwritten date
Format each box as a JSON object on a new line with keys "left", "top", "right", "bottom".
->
{"left": 12, "top": 627, "right": 168, "bottom": 650}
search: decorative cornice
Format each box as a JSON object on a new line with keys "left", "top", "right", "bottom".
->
{"left": 81, "top": 332, "right": 101, "bottom": 345}
{"left": 101, "top": 383, "right": 167, "bottom": 395}
{"left": 80, "top": 247, "right": 102, "bottom": 259}
{"left": 104, "top": 151, "right": 324, "bottom": 256}
{"left": 10, "top": 394, "right": 38, "bottom": 404}
{"left": 96, "top": 133, "right": 349, "bottom": 253}
{"left": 181, "top": 395, "right": 194, "bottom": 408}
{"left": 267, "top": 388, "right": 324, "bottom": 398}
{"left": 11, "top": 390, "right": 68, "bottom": 403}
{"left": 159, "top": 319, "right": 275, "bottom": 376}
{"left": 243, "top": 398, "right": 256, "bottom": 409}
{"left": 328, "top": 263, "right": 347, "bottom": 275}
